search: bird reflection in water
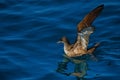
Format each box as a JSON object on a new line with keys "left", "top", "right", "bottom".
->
{"left": 56, "top": 54, "right": 89, "bottom": 80}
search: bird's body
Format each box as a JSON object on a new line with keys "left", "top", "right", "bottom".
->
{"left": 60, "top": 27, "right": 94, "bottom": 57}
{"left": 58, "top": 5, "right": 104, "bottom": 58}
{"left": 64, "top": 43, "right": 87, "bottom": 57}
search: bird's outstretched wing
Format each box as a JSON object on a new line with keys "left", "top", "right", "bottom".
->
{"left": 77, "top": 4, "right": 104, "bottom": 32}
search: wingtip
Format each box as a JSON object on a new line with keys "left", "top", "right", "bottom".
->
{"left": 94, "top": 4, "right": 104, "bottom": 11}
{"left": 98, "top": 4, "right": 104, "bottom": 9}
{"left": 99, "top": 4, "right": 104, "bottom": 7}
{"left": 100, "top": 4, "right": 104, "bottom": 7}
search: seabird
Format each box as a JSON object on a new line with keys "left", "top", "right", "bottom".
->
{"left": 58, "top": 4, "right": 104, "bottom": 58}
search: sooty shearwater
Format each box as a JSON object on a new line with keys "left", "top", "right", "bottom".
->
{"left": 58, "top": 4, "right": 104, "bottom": 58}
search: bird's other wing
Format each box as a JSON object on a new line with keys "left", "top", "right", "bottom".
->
{"left": 77, "top": 4, "right": 104, "bottom": 32}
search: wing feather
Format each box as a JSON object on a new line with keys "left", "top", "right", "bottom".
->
{"left": 77, "top": 4, "right": 104, "bottom": 32}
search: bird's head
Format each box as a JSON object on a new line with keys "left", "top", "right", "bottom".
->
{"left": 57, "top": 36, "right": 68, "bottom": 44}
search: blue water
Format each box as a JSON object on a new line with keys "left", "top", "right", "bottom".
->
{"left": 0, "top": 0, "right": 120, "bottom": 80}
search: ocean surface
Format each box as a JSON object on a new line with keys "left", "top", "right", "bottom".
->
{"left": 0, "top": 0, "right": 120, "bottom": 80}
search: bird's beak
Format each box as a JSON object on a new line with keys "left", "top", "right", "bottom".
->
{"left": 57, "top": 41, "right": 62, "bottom": 44}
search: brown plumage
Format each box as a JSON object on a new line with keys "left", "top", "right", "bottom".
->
{"left": 77, "top": 4, "right": 104, "bottom": 32}
{"left": 58, "top": 4, "right": 104, "bottom": 57}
